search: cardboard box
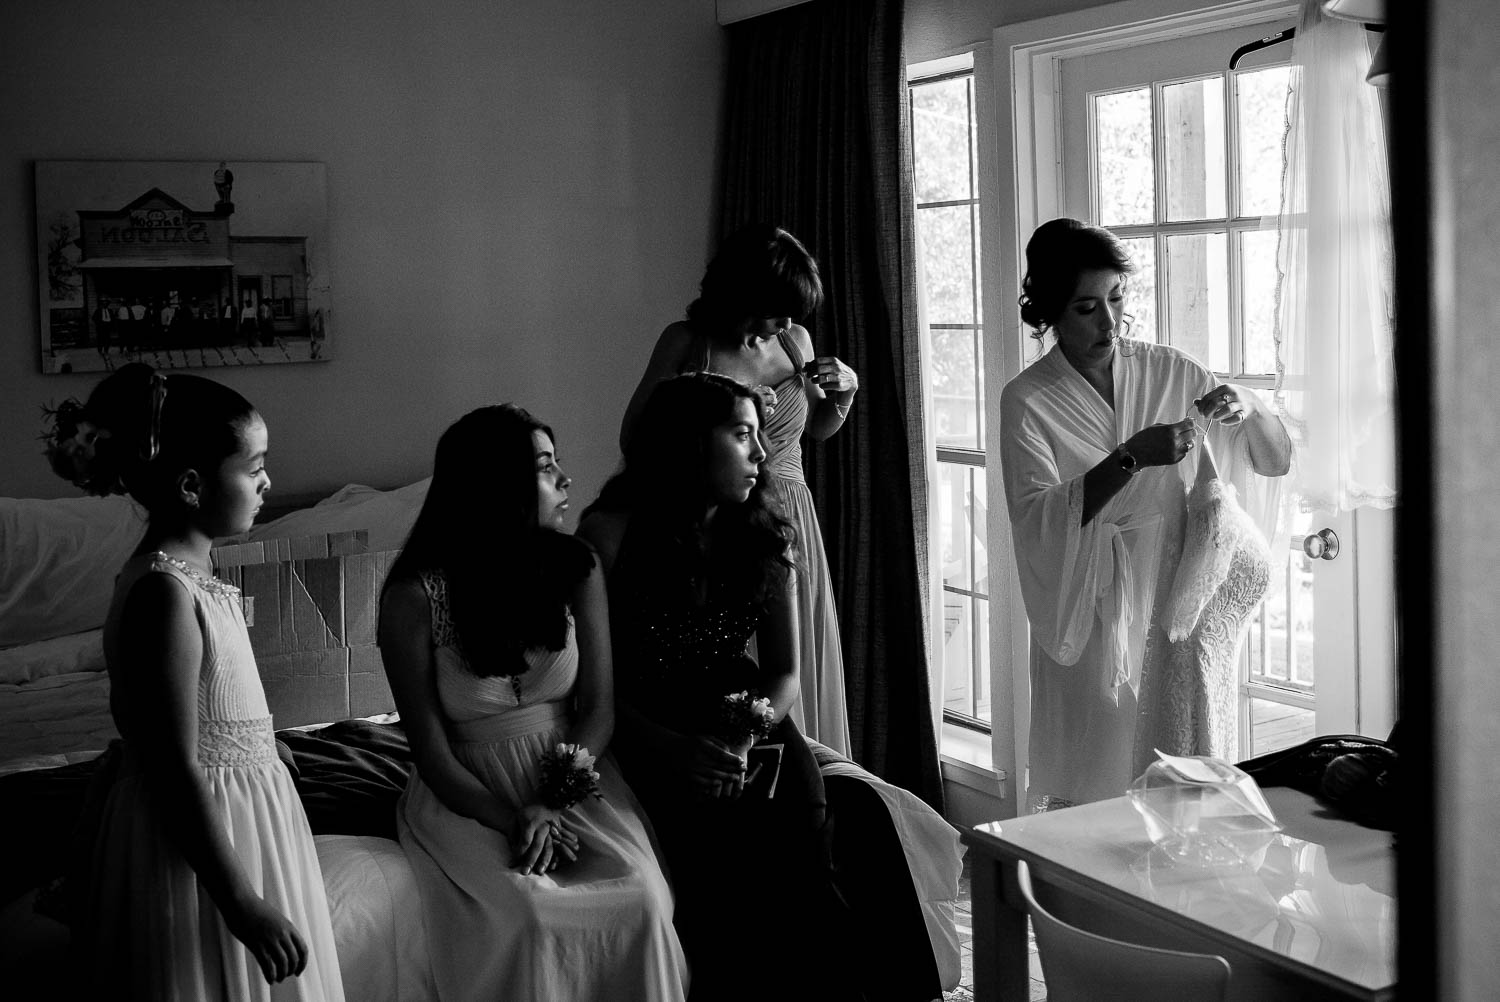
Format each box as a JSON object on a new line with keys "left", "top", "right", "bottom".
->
{"left": 211, "top": 532, "right": 399, "bottom": 728}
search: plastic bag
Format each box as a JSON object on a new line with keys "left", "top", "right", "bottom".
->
{"left": 1126, "top": 750, "right": 1282, "bottom": 866}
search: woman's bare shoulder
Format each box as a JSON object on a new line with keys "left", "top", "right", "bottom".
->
{"left": 378, "top": 576, "right": 430, "bottom": 628}
{"left": 789, "top": 321, "right": 816, "bottom": 356}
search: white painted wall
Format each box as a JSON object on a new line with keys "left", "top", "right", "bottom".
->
{"left": 1430, "top": 0, "right": 1500, "bottom": 995}
{"left": 905, "top": 0, "right": 1104, "bottom": 62}
{"left": 0, "top": 0, "right": 725, "bottom": 515}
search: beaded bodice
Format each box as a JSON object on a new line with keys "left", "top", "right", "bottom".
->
{"left": 615, "top": 594, "right": 764, "bottom": 730}
{"left": 634, "top": 599, "right": 761, "bottom": 684}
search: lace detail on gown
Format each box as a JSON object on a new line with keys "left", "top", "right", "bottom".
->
{"left": 1133, "top": 453, "right": 1273, "bottom": 775}
{"left": 423, "top": 570, "right": 457, "bottom": 646}
{"left": 198, "top": 717, "right": 277, "bottom": 766}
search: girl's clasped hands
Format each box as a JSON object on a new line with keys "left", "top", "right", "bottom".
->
{"left": 511, "top": 804, "right": 581, "bottom": 875}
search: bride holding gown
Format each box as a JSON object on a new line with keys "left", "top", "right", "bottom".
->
{"left": 999, "top": 218, "right": 1292, "bottom": 811}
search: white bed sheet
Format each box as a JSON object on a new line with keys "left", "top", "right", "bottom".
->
{"left": 316, "top": 834, "right": 434, "bottom": 1002}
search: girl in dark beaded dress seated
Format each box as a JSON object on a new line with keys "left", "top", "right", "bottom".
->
{"left": 578, "top": 372, "right": 862, "bottom": 1002}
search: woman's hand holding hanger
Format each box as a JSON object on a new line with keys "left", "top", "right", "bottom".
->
{"left": 1194, "top": 383, "right": 1271, "bottom": 427}
{"left": 1122, "top": 418, "right": 1198, "bottom": 468}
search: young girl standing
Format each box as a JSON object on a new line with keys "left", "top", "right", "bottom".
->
{"left": 46, "top": 363, "right": 344, "bottom": 1001}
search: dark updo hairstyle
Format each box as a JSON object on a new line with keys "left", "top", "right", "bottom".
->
{"left": 42, "top": 362, "right": 258, "bottom": 514}
{"left": 1017, "top": 217, "right": 1136, "bottom": 339}
{"left": 382, "top": 404, "right": 593, "bottom": 679}
{"left": 584, "top": 372, "right": 795, "bottom": 610}
{"left": 685, "top": 223, "right": 824, "bottom": 333}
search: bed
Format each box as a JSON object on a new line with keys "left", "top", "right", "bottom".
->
{"left": 0, "top": 480, "right": 963, "bottom": 1000}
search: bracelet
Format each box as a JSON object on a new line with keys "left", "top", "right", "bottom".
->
{"left": 537, "top": 743, "right": 603, "bottom": 810}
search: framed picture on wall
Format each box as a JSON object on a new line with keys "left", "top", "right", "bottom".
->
{"left": 35, "top": 160, "right": 331, "bottom": 374}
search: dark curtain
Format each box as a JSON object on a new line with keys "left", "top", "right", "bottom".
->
{"left": 719, "top": 0, "right": 941, "bottom": 810}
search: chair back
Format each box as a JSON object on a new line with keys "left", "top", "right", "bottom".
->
{"left": 1017, "top": 860, "right": 1232, "bottom": 1002}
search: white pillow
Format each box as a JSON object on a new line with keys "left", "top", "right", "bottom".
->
{"left": 248, "top": 479, "right": 429, "bottom": 553}
{"left": 0, "top": 495, "right": 148, "bottom": 648}
{"left": 0, "top": 628, "right": 106, "bottom": 684}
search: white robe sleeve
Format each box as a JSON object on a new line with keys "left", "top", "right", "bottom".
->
{"left": 999, "top": 393, "right": 1137, "bottom": 676}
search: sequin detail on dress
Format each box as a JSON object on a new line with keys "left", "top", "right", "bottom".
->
{"left": 152, "top": 551, "right": 241, "bottom": 599}
{"left": 636, "top": 601, "right": 760, "bottom": 686}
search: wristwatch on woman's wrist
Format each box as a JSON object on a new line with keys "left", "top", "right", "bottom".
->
{"left": 1116, "top": 445, "right": 1139, "bottom": 476}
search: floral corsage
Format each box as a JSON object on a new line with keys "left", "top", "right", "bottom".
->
{"left": 537, "top": 743, "right": 603, "bottom": 811}
{"left": 719, "top": 690, "right": 775, "bottom": 746}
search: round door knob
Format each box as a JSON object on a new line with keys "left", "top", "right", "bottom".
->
{"left": 1302, "top": 527, "right": 1340, "bottom": 561}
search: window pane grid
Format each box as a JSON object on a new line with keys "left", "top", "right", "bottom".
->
{"left": 912, "top": 67, "right": 987, "bottom": 728}
{"left": 936, "top": 461, "right": 990, "bottom": 723}
{"left": 1090, "top": 59, "right": 1297, "bottom": 757}
{"left": 1091, "top": 65, "right": 1288, "bottom": 378}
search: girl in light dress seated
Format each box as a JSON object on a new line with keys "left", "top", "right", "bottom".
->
{"left": 44, "top": 363, "right": 344, "bottom": 1001}
{"left": 378, "top": 404, "right": 687, "bottom": 1002}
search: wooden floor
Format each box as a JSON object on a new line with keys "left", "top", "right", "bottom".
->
{"left": 944, "top": 857, "right": 1048, "bottom": 1002}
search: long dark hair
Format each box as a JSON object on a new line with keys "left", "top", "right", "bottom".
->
{"left": 41, "top": 362, "right": 258, "bottom": 515}
{"left": 1017, "top": 217, "right": 1136, "bottom": 339}
{"left": 585, "top": 372, "right": 795, "bottom": 610}
{"left": 383, "top": 404, "right": 592, "bottom": 678}
{"left": 685, "top": 223, "right": 823, "bottom": 333}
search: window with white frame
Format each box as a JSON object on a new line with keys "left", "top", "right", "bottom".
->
{"left": 909, "top": 66, "right": 990, "bottom": 731}
{"left": 1084, "top": 61, "right": 1320, "bottom": 757}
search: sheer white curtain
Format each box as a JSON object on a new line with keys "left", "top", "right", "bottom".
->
{"left": 1273, "top": 1, "right": 1396, "bottom": 513}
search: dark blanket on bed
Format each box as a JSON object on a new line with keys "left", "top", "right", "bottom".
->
{"left": 0, "top": 756, "right": 106, "bottom": 905}
{"left": 275, "top": 719, "right": 412, "bottom": 840}
{"left": 0, "top": 720, "right": 413, "bottom": 907}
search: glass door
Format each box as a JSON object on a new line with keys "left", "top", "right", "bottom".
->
{"left": 1057, "top": 21, "right": 1395, "bottom": 757}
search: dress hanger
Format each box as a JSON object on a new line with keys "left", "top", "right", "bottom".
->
{"left": 1229, "top": 27, "right": 1296, "bottom": 70}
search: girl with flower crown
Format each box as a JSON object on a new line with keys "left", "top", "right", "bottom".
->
{"left": 378, "top": 404, "right": 686, "bottom": 1002}
{"left": 45, "top": 362, "right": 344, "bottom": 1001}
{"left": 580, "top": 372, "right": 867, "bottom": 1002}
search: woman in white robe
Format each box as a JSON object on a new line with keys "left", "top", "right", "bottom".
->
{"left": 999, "top": 218, "right": 1292, "bottom": 811}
